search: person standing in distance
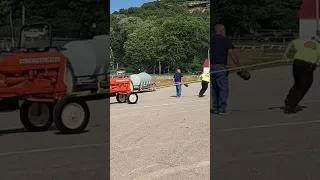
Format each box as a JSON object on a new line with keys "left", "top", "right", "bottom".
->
{"left": 282, "top": 34, "right": 320, "bottom": 114}
{"left": 173, "top": 69, "right": 184, "bottom": 98}
{"left": 198, "top": 72, "right": 210, "bottom": 97}
{"left": 211, "top": 24, "right": 240, "bottom": 115}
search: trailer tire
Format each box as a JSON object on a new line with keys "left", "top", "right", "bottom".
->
{"left": 126, "top": 92, "right": 138, "bottom": 104}
{"left": 53, "top": 96, "right": 90, "bottom": 134}
{"left": 20, "top": 101, "right": 54, "bottom": 132}
{"left": 116, "top": 94, "right": 127, "bottom": 103}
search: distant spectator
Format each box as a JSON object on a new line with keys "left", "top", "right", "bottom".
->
{"left": 173, "top": 69, "right": 183, "bottom": 97}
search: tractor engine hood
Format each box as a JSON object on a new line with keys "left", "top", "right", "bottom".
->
{"left": 0, "top": 52, "right": 63, "bottom": 71}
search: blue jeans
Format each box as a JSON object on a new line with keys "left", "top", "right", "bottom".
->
{"left": 211, "top": 64, "right": 229, "bottom": 112}
{"left": 175, "top": 83, "right": 182, "bottom": 97}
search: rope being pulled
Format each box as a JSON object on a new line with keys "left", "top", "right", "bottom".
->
{"left": 210, "top": 59, "right": 293, "bottom": 74}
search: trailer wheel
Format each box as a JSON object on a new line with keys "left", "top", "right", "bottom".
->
{"left": 126, "top": 92, "right": 138, "bottom": 104}
{"left": 116, "top": 94, "right": 127, "bottom": 103}
{"left": 20, "top": 101, "right": 53, "bottom": 132}
{"left": 53, "top": 96, "right": 90, "bottom": 134}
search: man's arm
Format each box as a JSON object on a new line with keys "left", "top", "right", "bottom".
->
{"left": 228, "top": 48, "right": 240, "bottom": 66}
{"left": 227, "top": 40, "right": 240, "bottom": 66}
{"left": 282, "top": 42, "right": 294, "bottom": 62}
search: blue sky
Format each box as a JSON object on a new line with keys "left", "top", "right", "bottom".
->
{"left": 110, "top": 0, "right": 156, "bottom": 13}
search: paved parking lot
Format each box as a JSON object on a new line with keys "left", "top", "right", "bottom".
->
{"left": 0, "top": 99, "right": 109, "bottom": 180}
{"left": 212, "top": 66, "right": 320, "bottom": 180}
{"left": 110, "top": 83, "right": 210, "bottom": 180}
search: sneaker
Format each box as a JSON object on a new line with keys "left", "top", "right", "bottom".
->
{"left": 218, "top": 111, "right": 230, "bottom": 115}
{"left": 210, "top": 109, "right": 219, "bottom": 114}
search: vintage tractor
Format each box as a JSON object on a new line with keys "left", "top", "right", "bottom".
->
{"left": 110, "top": 77, "right": 138, "bottom": 104}
{"left": 0, "top": 23, "right": 109, "bottom": 134}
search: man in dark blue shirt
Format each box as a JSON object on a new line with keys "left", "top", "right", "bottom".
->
{"left": 173, "top": 69, "right": 183, "bottom": 97}
{"left": 211, "top": 24, "right": 240, "bottom": 115}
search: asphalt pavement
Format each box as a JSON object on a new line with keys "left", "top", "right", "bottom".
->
{"left": 110, "top": 83, "right": 210, "bottom": 180}
{"left": 212, "top": 66, "right": 320, "bottom": 180}
{"left": 0, "top": 99, "right": 109, "bottom": 180}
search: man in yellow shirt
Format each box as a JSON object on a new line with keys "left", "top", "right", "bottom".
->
{"left": 198, "top": 72, "right": 210, "bottom": 97}
{"left": 282, "top": 35, "right": 320, "bottom": 114}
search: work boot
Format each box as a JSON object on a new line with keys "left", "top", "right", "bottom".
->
{"left": 284, "top": 105, "right": 296, "bottom": 114}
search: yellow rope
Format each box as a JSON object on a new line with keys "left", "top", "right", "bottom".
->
{"left": 211, "top": 59, "right": 293, "bottom": 73}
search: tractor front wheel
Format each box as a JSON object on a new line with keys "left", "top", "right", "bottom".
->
{"left": 20, "top": 101, "right": 54, "bottom": 132}
{"left": 126, "top": 92, "right": 138, "bottom": 104}
{"left": 53, "top": 96, "right": 90, "bottom": 134}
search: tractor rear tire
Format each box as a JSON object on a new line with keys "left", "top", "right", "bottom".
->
{"left": 126, "top": 92, "right": 138, "bottom": 104}
{"left": 53, "top": 96, "right": 90, "bottom": 134}
{"left": 20, "top": 101, "right": 54, "bottom": 132}
{"left": 116, "top": 94, "right": 127, "bottom": 103}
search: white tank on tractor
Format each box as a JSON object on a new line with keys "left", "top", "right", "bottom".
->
{"left": 130, "top": 72, "right": 152, "bottom": 91}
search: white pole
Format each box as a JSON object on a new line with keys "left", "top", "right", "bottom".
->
{"left": 9, "top": 10, "right": 15, "bottom": 47}
{"left": 22, "top": 4, "right": 25, "bottom": 25}
{"left": 316, "top": 0, "right": 319, "bottom": 34}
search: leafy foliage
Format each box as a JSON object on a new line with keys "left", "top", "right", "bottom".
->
{"left": 217, "top": 0, "right": 301, "bottom": 34}
{"left": 111, "top": 0, "right": 210, "bottom": 74}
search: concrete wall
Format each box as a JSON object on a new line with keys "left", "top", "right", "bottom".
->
{"left": 299, "top": 18, "right": 320, "bottom": 39}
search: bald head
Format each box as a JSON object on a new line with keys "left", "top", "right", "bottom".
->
{"left": 214, "top": 24, "right": 226, "bottom": 36}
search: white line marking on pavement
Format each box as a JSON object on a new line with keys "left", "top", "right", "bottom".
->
{"left": 0, "top": 142, "right": 108, "bottom": 156}
{"left": 111, "top": 99, "right": 208, "bottom": 111}
{"left": 131, "top": 161, "right": 210, "bottom": 180}
{"left": 215, "top": 120, "right": 320, "bottom": 132}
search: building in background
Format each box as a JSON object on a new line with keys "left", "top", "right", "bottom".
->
{"left": 298, "top": 0, "right": 319, "bottom": 39}
{"left": 203, "top": 59, "right": 209, "bottom": 74}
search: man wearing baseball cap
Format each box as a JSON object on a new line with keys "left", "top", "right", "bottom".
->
{"left": 282, "top": 32, "right": 320, "bottom": 114}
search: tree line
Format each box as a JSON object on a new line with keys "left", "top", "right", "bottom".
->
{"left": 216, "top": 0, "right": 301, "bottom": 36}
{"left": 111, "top": 0, "right": 301, "bottom": 74}
{"left": 110, "top": 0, "right": 210, "bottom": 74}
{"left": 0, "top": 0, "right": 109, "bottom": 39}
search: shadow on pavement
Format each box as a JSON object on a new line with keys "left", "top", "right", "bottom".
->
{"left": 54, "top": 130, "right": 89, "bottom": 135}
{"left": 211, "top": 106, "right": 307, "bottom": 114}
{"left": 0, "top": 126, "right": 57, "bottom": 136}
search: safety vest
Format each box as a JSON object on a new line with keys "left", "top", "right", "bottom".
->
{"left": 292, "top": 39, "right": 320, "bottom": 64}
{"left": 201, "top": 73, "right": 210, "bottom": 82}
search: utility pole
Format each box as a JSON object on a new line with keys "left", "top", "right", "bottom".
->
{"left": 9, "top": 10, "right": 15, "bottom": 47}
{"left": 21, "top": 3, "right": 25, "bottom": 25}
{"left": 316, "top": 0, "right": 320, "bottom": 35}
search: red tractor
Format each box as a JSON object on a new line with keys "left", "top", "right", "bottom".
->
{"left": 0, "top": 23, "right": 109, "bottom": 134}
{"left": 110, "top": 77, "right": 138, "bottom": 104}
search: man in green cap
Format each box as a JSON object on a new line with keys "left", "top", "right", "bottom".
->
{"left": 282, "top": 33, "right": 320, "bottom": 114}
